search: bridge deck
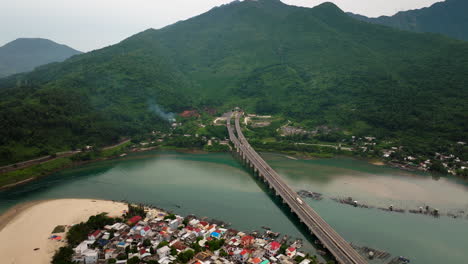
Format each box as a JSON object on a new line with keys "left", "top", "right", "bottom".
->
{"left": 227, "top": 112, "right": 367, "bottom": 264}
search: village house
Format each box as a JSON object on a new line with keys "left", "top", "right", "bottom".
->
{"left": 88, "top": 230, "right": 101, "bottom": 240}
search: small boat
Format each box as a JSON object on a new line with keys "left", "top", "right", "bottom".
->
{"left": 398, "top": 256, "right": 411, "bottom": 263}
{"left": 261, "top": 226, "right": 271, "bottom": 230}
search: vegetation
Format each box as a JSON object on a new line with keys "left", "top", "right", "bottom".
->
{"left": 177, "top": 250, "right": 195, "bottom": 263}
{"left": 52, "top": 214, "right": 117, "bottom": 264}
{"left": 0, "top": 38, "right": 81, "bottom": 78}
{"left": 0, "top": 0, "right": 467, "bottom": 169}
{"left": 51, "top": 246, "right": 74, "bottom": 264}
{"left": 126, "top": 203, "right": 146, "bottom": 219}
{"left": 349, "top": 0, "right": 468, "bottom": 41}
{"left": 0, "top": 141, "right": 131, "bottom": 188}
{"left": 206, "top": 238, "right": 225, "bottom": 251}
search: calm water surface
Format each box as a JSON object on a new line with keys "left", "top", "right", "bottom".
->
{"left": 1, "top": 151, "right": 467, "bottom": 264}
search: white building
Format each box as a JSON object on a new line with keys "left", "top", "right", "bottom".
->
{"left": 157, "top": 245, "right": 171, "bottom": 258}
{"left": 83, "top": 249, "right": 98, "bottom": 264}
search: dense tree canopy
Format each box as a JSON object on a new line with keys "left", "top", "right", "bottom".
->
{"left": 0, "top": 0, "right": 467, "bottom": 164}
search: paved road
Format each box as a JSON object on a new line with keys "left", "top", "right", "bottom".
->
{"left": 227, "top": 112, "right": 367, "bottom": 264}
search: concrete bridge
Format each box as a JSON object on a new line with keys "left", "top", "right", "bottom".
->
{"left": 226, "top": 111, "right": 367, "bottom": 264}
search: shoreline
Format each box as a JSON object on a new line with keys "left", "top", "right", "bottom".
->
{"left": 1, "top": 146, "right": 461, "bottom": 192}
{"left": 0, "top": 199, "right": 128, "bottom": 264}
{"left": 0, "top": 199, "right": 47, "bottom": 232}
{"left": 0, "top": 144, "right": 219, "bottom": 191}
{"left": 0, "top": 147, "right": 219, "bottom": 191}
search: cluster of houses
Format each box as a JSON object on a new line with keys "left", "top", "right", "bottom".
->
{"left": 71, "top": 208, "right": 318, "bottom": 264}
{"left": 349, "top": 136, "right": 468, "bottom": 176}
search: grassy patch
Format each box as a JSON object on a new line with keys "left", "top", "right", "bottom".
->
{"left": 100, "top": 141, "right": 132, "bottom": 158}
{"left": 52, "top": 225, "right": 66, "bottom": 233}
{"left": 0, "top": 157, "right": 72, "bottom": 187}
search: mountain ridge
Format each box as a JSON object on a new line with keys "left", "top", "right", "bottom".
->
{"left": 0, "top": 38, "right": 82, "bottom": 78}
{"left": 348, "top": 0, "right": 468, "bottom": 41}
{"left": 0, "top": 0, "right": 466, "bottom": 164}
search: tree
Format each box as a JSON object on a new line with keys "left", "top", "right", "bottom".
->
{"left": 206, "top": 239, "right": 225, "bottom": 251}
{"left": 157, "top": 241, "right": 169, "bottom": 248}
{"left": 51, "top": 246, "right": 74, "bottom": 264}
{"left": 143, "top": 239, "right": 152, "bottom": 247}
{"left": 191, "top": 242, "right": 202, "bottom": 253}
{"left": 127, "top": 256, "right": 140, "bottom": 264}
{"left": 177, "top": 250, "right": 195, "bottom": 263}
{"left": 164, "top": 214, "right": 176, "bottom": 220}
{"left": 279, "top": 244, "right": 288, "bottom": 255}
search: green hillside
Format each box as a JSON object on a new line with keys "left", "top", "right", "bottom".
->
{"left": 0, "top": 0, "right": 467, "bottom": 164}
{"left": 0, "top": 38, "right": 82, "bottom": 78}
{"left": 349, "top": 0, "right": 468, "bottom": 41}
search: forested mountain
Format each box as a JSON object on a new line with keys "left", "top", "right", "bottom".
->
{"left": 0, "top": 0, "right": 467, "bottom": 164}
{"left": 0, "top": 38, "right": 82, "bottom": 78}
{"left": 349, "top": 0, "right": 468, "bottom": 41}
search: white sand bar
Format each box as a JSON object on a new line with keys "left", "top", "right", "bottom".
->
{"left": 0, "top": 199, "right": 127, "bottom": 264}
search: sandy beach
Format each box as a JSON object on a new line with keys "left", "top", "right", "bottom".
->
{"left": 0, "top": 199, "right": 127, "bottom": 264}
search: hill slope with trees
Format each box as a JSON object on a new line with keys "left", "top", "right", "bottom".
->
{"left": 348, "top": 0, "right": 468, "bottom": 41}
{"left": 0, "top": 38, "right": 82, "bottom": 78}
{"left": 0, "top": 0, "right": 467, "bottom": 164}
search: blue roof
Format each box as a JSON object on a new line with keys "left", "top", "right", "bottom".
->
{"left": 211, "top": 232, "right": 221, "bottom": 238}
{"left": 98, "top": 239, "right": 109, "bottom": 246}
{"left": 118, "top": 241, "right": 126, "bottom": 245}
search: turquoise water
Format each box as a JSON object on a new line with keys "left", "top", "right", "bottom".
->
{"left": 0, "top": 151, "right": 467, "bottom": 264}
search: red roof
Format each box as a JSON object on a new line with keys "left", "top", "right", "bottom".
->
{"left": 242, "top": 235, "right": 254, "bottom": 241}
{"left": 180, "top": 110, "right": 200, "bottom": 118}
{"left": 89, "top": 230, "right": 101, "bottom": 237}
{"left": 288, "top": 247, "right": 296, "bottom": 252}
{"left": 199, "top": 221, "right": 209, "bottom": 226}
{"left": 173, "top": 241, "right": 187, "bottom": 250}
{"left": 140, "top": 249, "right": 146, "bottom": 255}
{"left": 128, "top": 215, "right": 142, "bottom": 224}
{"left": 186, "top": 226, "right": 194, "bottom": 231}
{"left": 240, "top": 249, "right": 248, "bottom": 255}
{"left": 252, "top": 258, "right": 262, "bottom": 264}
{"left": 269, "top": 241, "right": 281, "bottom": 250}
{"left": 195, "top": 228, "right": 201, "bottom": 232}
{"left": 143, "top": 226, "right": 151, "bottom": 231}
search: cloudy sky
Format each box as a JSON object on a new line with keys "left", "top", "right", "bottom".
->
{"left": 0, "top": 0, "right": 443, "bottom": 52}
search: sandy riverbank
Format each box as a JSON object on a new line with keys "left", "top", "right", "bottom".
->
{"left": 0, "top": 199, "right": 127, "bottom": 264}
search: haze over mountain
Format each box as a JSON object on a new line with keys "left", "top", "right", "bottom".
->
{"left": 0, "top": 0, "right": 467, "bottom": 164}
{"left": 0, "top": 38, "right": 81, "bottom": 78}
{"left": 349, "top": 0, "right": 468, "bottom": 41}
